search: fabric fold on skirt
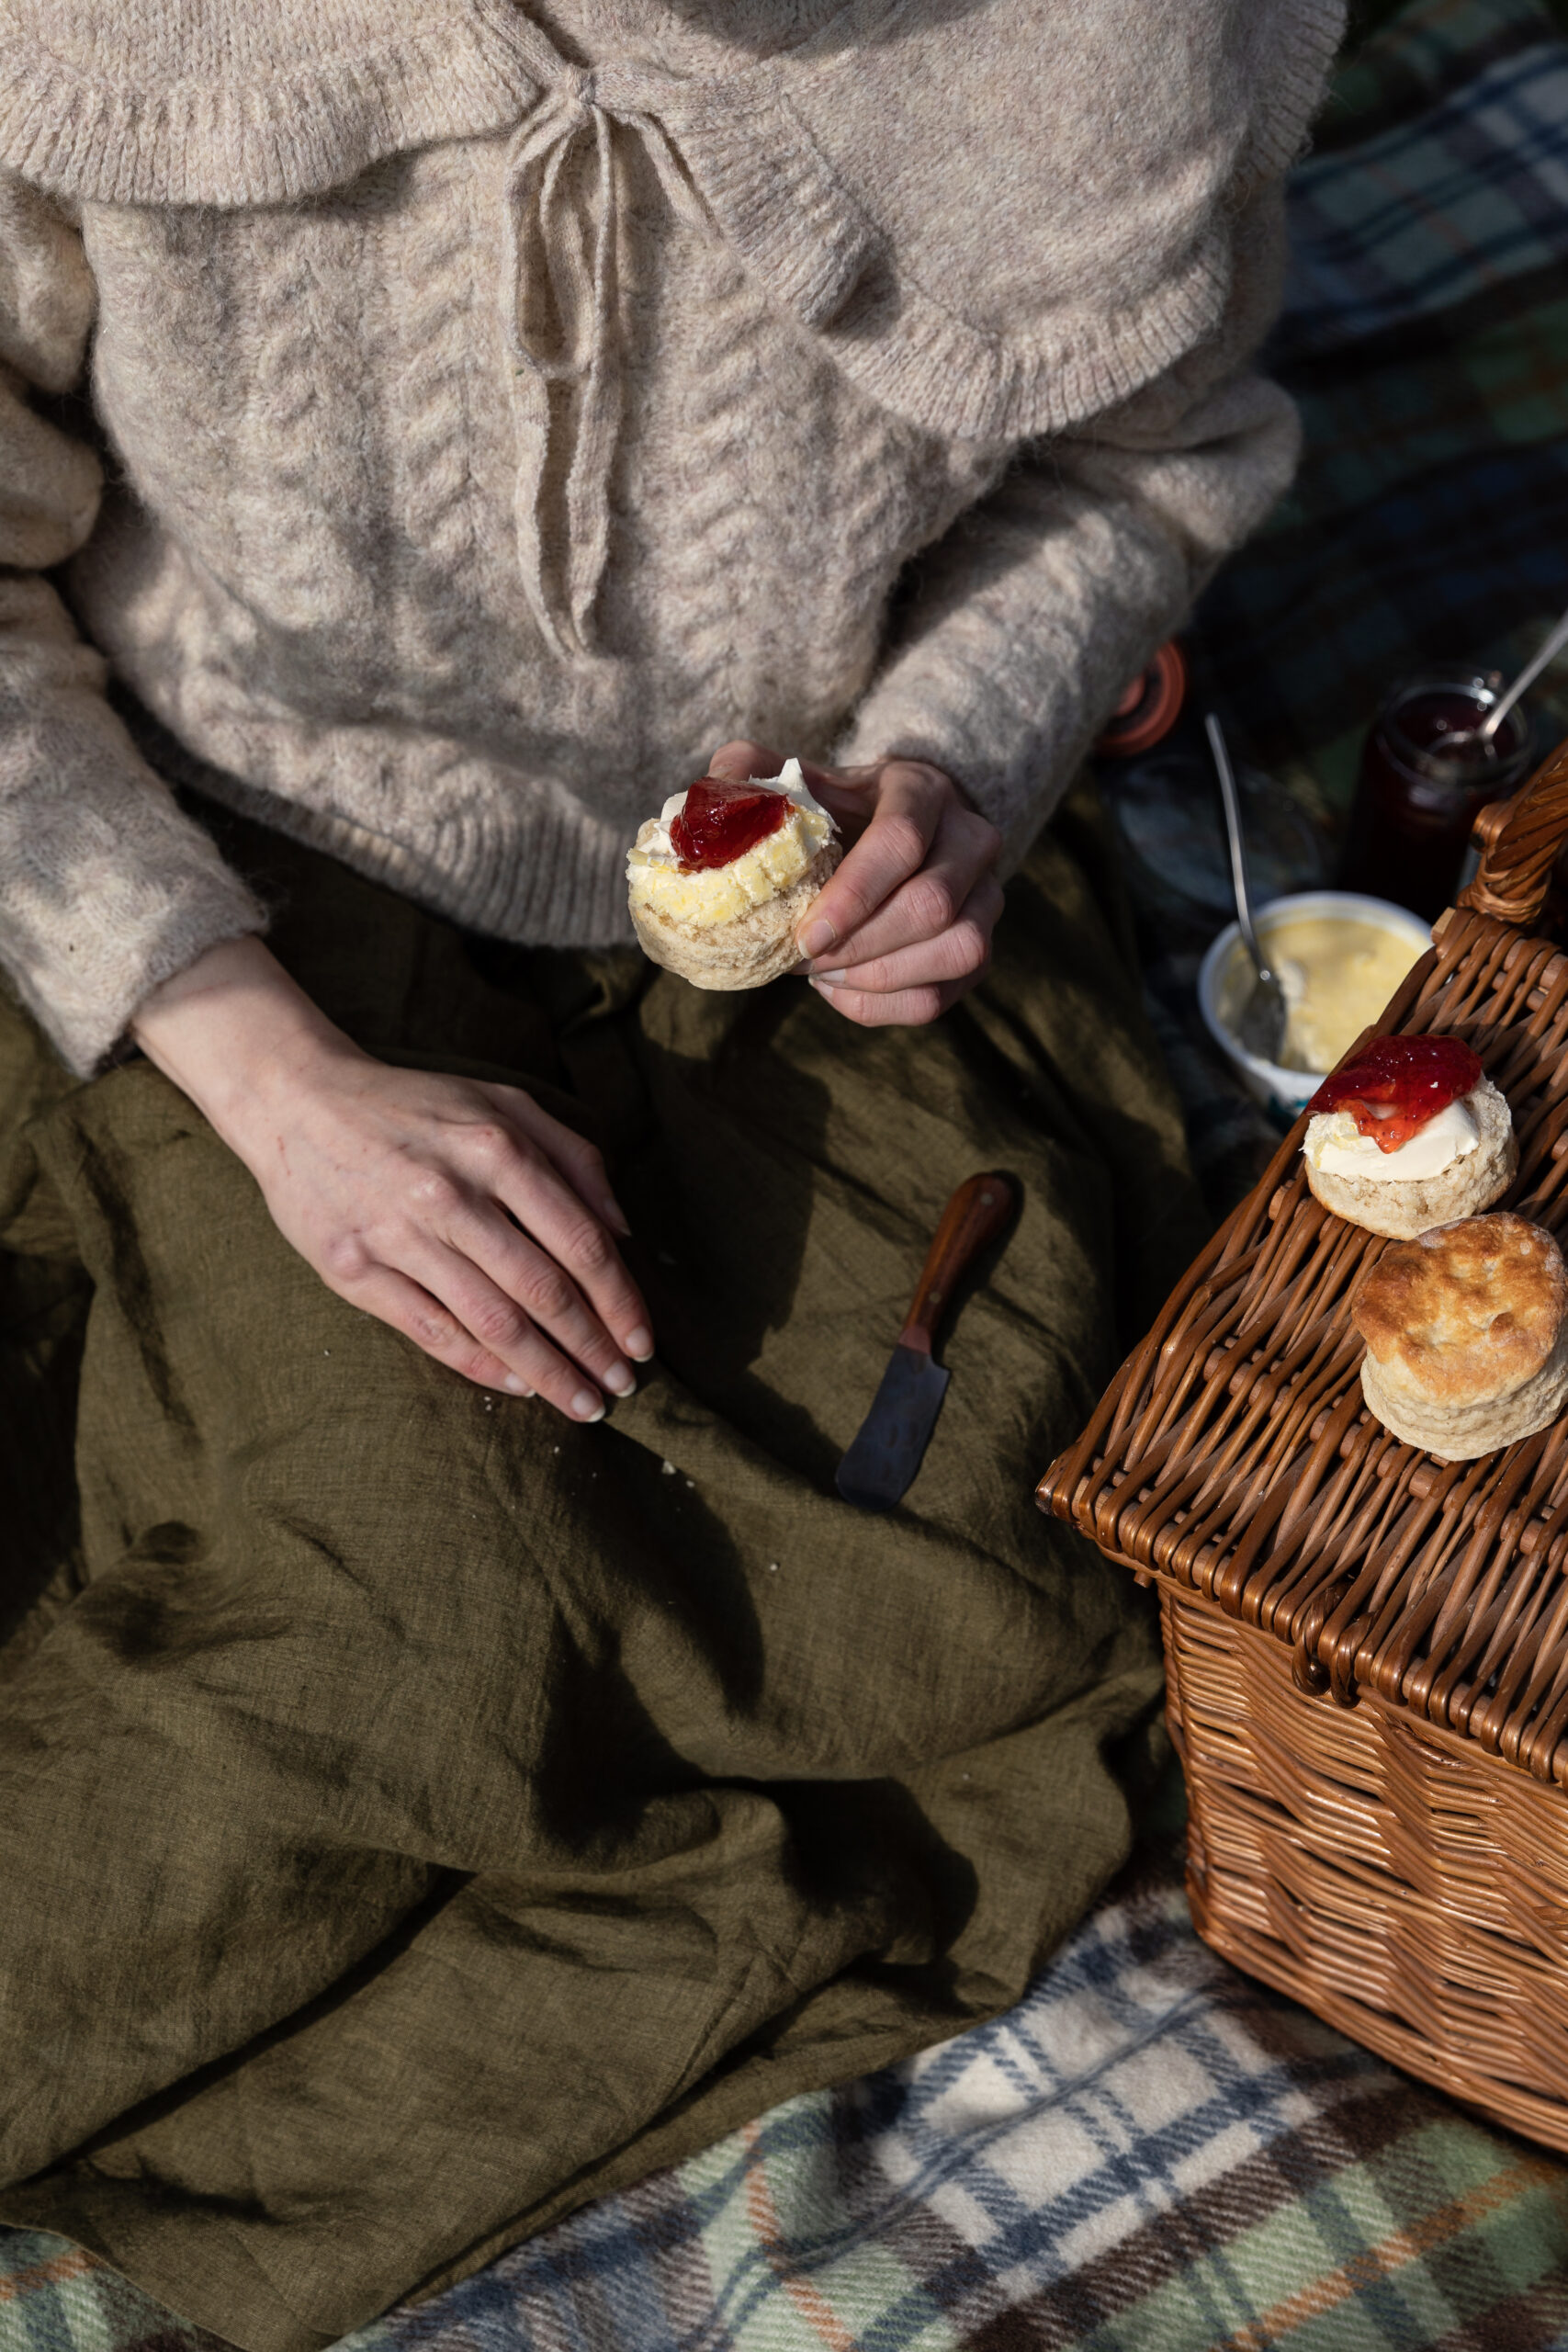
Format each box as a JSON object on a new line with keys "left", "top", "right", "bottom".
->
{"left": 0, "top": 785, "right": 1205, "bottom": 2350}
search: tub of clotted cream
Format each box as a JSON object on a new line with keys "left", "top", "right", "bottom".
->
{"left": 1198, "top": 890, "right": 1433, "bottom": 1121}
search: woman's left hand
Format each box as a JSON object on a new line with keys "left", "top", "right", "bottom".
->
{"left": 706, "top": 741, "right": 1003, "bottom": 1027}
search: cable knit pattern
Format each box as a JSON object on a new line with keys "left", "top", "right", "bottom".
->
{"left": 0, "top": 0, "right": 1342, "bottom": 1073}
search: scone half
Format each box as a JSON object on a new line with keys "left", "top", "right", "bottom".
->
{"left": 629, "top": 842, "right": 840, "bottom": 990}
{"left": 626, "top": 759, "right": 841, "bottom": 991}
{"left": 1305, "top": 1075, "right": 1516, "bottom": 1238}
{"left": 1360, "top": 1336, "right": 1568, "bottom": 1458}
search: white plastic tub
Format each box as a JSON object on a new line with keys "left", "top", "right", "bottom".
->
{"left": 1197, "top": 890, "right": 1433, "bottom": 1122}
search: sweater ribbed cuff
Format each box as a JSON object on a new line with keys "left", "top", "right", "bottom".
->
{"left": 4, "top": 844, "right": 267, "bottom": 1078}
{"left": 0, "top": 643, "right": 269, "bottom": 1072}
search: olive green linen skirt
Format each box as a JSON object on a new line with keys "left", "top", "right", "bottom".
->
{"left": 0, "top": 788, "right": 1205, "bottom": 2351}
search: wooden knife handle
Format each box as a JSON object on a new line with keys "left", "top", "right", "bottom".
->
{"left": 898, "top": 1172, "right": 1017, "bottom": 1355}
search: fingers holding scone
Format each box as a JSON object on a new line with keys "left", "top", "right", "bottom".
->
{"left": 626, "top": 748, "right": 1004, "bottom": 1025}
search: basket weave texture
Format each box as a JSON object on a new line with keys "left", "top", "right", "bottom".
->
{"left": 1039, "top": 737, "right": 1568, "bottom": 2148}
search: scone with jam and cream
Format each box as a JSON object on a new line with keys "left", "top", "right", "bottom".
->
{"left": 627, "top": 759, "right": 840, "bottom": 989}
{"left": 1303, "top": 1035, "right": 1515, "bottom": 1238}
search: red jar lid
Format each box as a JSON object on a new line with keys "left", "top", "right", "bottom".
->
{"left": 1095, "top": 640, "right": 1189, "bottom": 757}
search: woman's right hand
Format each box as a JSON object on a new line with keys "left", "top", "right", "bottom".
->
{"left": 131, "top": 937, "right": 652, "bottom": 1421}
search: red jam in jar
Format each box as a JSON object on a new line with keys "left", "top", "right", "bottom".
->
{"left": 1308, "top": 1034, "right": 1482, "bottom": 1151}
{"left": 671, "top": 777, "right": 790, "bottom": 873}
{"left": 1339, "top": 673, "right": 1533, "bottom": 921}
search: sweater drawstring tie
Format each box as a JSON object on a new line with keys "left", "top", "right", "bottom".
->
{"left": 502, "top": 77, "right": 702, "bottom": 663}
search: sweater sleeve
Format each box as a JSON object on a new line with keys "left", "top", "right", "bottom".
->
{"left": 834, "top": 187, "right": 1301, "bottom": 864}
{"left": 0, "top": 171, "right": 265, "bottom": 1077}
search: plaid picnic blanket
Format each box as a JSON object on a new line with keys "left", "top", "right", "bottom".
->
{"left": 1200, "top": 0, "right": 1568, "bottom": 801}
{"left": 8, "top": 1838, "right": 1568, "bottom": 2352}
{"left": 9, "top": 6, "right": 1568, "bottom": 2349}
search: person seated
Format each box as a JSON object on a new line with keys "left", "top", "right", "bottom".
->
{"left": 0, "top": 0, "right": 1338, "bottom": 2341}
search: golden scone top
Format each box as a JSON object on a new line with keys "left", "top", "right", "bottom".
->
{"left": 1352, "top": 1213, "right": 1568, "bottom": 1408}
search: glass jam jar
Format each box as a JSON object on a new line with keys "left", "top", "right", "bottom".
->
{"left": 1339, "top": 671, "right": 1534, "bottom": 922}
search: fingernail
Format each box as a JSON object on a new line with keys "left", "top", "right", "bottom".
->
{"left": 604, "top": 1362, "right": 637, "bottom": 1397}
{"left": 798, "top": 918, "right": 835, "bottom": 958}
{"left": 810, "top": 977, "right": 836, "bottom": 999}
{"left": 625, "top": 1326, "right": 654, "bottom": 1360}
{"left": 815, "top": 968, "right": 846, "bottom": 987}
{"left": 504, "top": 1374, "right": 534, "bottom": 1396}
{"left": 602, "top": 1198, "right": 633, "bottom": 1238}
{"left": 573, "top": 1389, "right": 605, "bottom": 1421}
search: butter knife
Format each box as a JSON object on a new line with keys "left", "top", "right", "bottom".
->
{"left": 835, "top": 1171, "right": 1017, "bottom": 1512}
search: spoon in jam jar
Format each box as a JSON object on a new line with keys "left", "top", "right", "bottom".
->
{"left": 1441, "top": 597, "right": 1568, "bottom": 763}
{"left": 1206, "top": 712, "right": 1288, "bottom": 1064}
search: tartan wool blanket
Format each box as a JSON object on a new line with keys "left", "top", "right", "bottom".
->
{"left": 8, "top": 3, "right": 1568, "bottom": 2348}
{"left": 1201, "top": 0, "right": 1568, "bottom": 803}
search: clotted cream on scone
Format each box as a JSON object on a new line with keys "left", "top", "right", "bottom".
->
{"left": 1302, "top": 1035, "right": 1516, "bottom": 1238}
{"left": 627, "top": 760, "right": 841, "bottom": 989}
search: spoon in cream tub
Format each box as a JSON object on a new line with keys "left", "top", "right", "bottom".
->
{"left": 1206, "top": 712, "right": 1289, "bottom": 1064}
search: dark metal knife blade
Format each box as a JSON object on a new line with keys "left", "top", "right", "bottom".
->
{"left": 836, "top": 1171, "right": 1017, "bottom": 1512}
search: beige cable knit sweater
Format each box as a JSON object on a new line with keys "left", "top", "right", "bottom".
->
{"left": 0, "top": 0, "right": 1342, "bottom": 1075}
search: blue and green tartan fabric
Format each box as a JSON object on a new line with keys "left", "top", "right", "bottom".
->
{"left": 9, "top": 5, "right": 1568, "bottom": 2348}
{"left": 6, "top": 1847, "right": 1568, "bottom": 2352}
{"left": 1281, "top": 15, "right": 1568, "bottom": 355}
{"left": 1196, "top": 0, "right": 1568, "bottom": 810}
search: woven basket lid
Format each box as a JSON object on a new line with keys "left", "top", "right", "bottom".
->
{"left": 1040, "top": 733, "right": 1568, "bottom": 1781}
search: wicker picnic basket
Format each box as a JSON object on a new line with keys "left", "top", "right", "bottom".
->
{"left": 1038, "top": 731, "right": 1568, "bottom": 2150}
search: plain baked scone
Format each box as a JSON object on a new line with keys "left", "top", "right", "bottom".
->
{"left": 1304, "top": 1075, "right": 1517, "bottom": 1238}
{"left": 1352, "top": 1212, "right": 1568, "bottom": 1459}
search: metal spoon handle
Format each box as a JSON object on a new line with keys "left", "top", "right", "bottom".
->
{"left": 1206, "top": 712, "right": 1274, "bottom": 983}
{"left": 1481, "top": 599, "right": 1568, "bottom": 741}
